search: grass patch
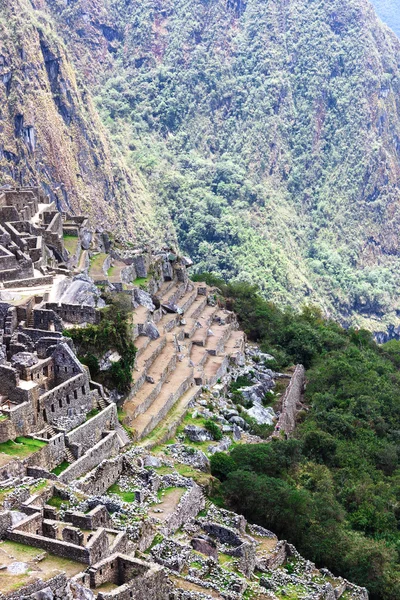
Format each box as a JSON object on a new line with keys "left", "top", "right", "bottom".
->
{"left": 133, "top": 276, "right": 149, "bottom": 288}
{"left": 85, "top": 408, "right": 101, "bottom": 421}
{"left": 0, "top": 437, "right": 46, "bottom": 458}
{"left": 107, "top": 483, "right": 136, "bottom": 503}
{"left": 0, "top": 414, "right": 8, "bottom": 422}
{"left": 46, "top": 495, "right": 70, "bottom": 509}
{"left": 51, "top": 461, "right": 70, "bottom": 476}
{"left": 63, "top": 234, "right": 79, "bottom": 255}
{"left": 89, "top": 253, "right": 108, "bottom": 278}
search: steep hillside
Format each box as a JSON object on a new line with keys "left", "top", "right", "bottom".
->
{"left": 5, "top": 0, "right": 400, "bottom": 338}
{"left": 0, "top": 0, "right": 161, "bottom": 242}
{"left": 38, "top": 0, "right": 400, "bottom": 338}
{"left": 371, "top": 0, "right": 400, "bottom": 37}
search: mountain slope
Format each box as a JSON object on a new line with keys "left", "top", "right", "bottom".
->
{"left": 370, "top": 0, "right": 400, "bottom": 37}
{"left": 0, "top": 0, "right": 160, "bottom": 242}
{"left": 3, "top": 0, "right": 400, "bottom": 337}
{"left": 38, "top": 0, "right": 400, "bottom": 336}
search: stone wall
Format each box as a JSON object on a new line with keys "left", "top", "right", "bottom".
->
{"left": 46, "top": 302, "right": 100, "bottom": 325}
{"left": 0, "top": 572, "right": 70, "bottom": 600}
{"left": 66, "top": 404, "right": 118, "bottom": 456}
{"left": 6, "top": 528, "right": 90, "bottom": 562}
{"left": 59, "top": 432, "right": 120, "bottom": 483}
{"left": 24, "top": 432, "right": 66, "bottom": 472}
{"left": 276, "top": 364, "right": 305, "bottom": 436}
{"left": 65, "top": 506, "right": 112, "bottom": 531}
{"left": 162, "top": 484, "right": 205, "bottom": 536}
{"left": 76, "top": 455, "right": 125, "bottom": 495}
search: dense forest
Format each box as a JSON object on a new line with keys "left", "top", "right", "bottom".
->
{"left": 195, "top": 274, "right": 400, "bottom": 600}
{"left": 35, "top": 0, "right": 400, "bottom": 339}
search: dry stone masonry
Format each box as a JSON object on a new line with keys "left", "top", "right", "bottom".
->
{"left": 0, "top": 188, "right": 368, "bottom": 600}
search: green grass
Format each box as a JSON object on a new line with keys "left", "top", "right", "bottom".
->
{"left": 133, "top": 276, "right": 149, "bottom": 288}
{"left": 0, "top": 414, "right": 8, "bottom": 422}
{"left": 85, "top": 408, "right": 101, "bottom": 421}
{"left": 107, "top": 483, "right": 136, "bottom": 503}
{"left": 89, "top": 253, "right": 108, "bottom": 278}
{"left": 46, "top": 495, "right": 70, "bottom": 509}
{"left": 0, "top": 437, "right": 46, "bottom": 458}
{"left": 51, "top": 461, "right": 70, "bottom": 476}
{"left": 63, "top": 234, "right": 79, "bottom": 255}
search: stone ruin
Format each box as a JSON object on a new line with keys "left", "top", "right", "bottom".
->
{"left": 0, "top": 188, "right": 369, "bottom": 600}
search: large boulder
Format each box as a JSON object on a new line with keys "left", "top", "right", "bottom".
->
{"left": 143, "top": 321, "right": 160, "bottom": 340}
{"left": 133, "top": 288, "right": 155, "bottom": 312}
{"left": 246, "top": 404, "right": 276, "bottom": 425}
{"left": 184, "top": 425, "right": 213, "bottom": 443}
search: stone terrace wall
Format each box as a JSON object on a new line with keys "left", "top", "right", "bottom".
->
{"left": 0, "top": 572, "right": 70, "bottom": 600}
{"left": 162, "top": 484, "right": 205, "bottom": 536}
{"left": 59, "top": 432, "right": 120, "bottom": 484}
{"left": 66, "top": 404, "right": 118, "bottom": 456}
{"left": 276, "top": 365, "right": 305, "bottom": 436}
{"left": 6, "top": 529, "right": 90, "bottom": 562}
{"left": 76, "top": 455, "right": 125, "bottom": 495}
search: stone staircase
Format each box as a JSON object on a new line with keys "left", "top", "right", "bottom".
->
{"left": 122, "top": 279, "right": 245, "bottom": 442}
{"left": 64, "top": 447, "right": 75, "bottom": 463}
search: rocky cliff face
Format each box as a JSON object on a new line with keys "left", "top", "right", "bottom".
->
{"left": 0, "top": 0, "right": 160, "bottom": 243}
{"left": 2, "top": 0, "right": 400, "bottom": 336}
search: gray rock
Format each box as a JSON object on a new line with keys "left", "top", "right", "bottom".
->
{"left": 229, "top": 415, "right": 247, "bottom": 429}
{"left": 143, "top": 321, "right": 160, "bottom": 339}
{"left": 191, "top": 536, "right": 218, "bottom": 559}
{"left": 146, "top": 375, "right": 155, "bottom": 384}
{"left": 134, "top": 288, "right": 155, "bottom": 312}
{"left": 11, "top": 352, "right": 38, "bottom": 368}
{"left": 246, "top": 404, "right": 276, "bottom": 425}
{"left": 181, "top": 256, "right": 193, "bottom": 267}
{"left": 232, "top": 425, "right": 242, "bottom": 441}
{"left": 144, "top": 455, "right": 162, "bottom": 468}
{"left": 80, "top": 228, "right": 92, "bottom": 250}
{"left": 208, "top": 436, "right": 232, "bottom": 455}
{"left": 32, "top": 588, "right": 54, "bottom": 600}
{"left": 184, "top": 425, "right": 213, "bottom": 443}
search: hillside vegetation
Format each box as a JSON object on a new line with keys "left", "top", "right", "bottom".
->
{"left": 38, "top": 0, "right": 400, "bottom": 337}
{"left": 198, "top": 274, "right": 400, "bottom": 600}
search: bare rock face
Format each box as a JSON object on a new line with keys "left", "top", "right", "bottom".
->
{"left": 190, "top": 536, "right": 218, "bottom": 559}
{"left": 142, "top": 321, "right": 160, "bottom": 340}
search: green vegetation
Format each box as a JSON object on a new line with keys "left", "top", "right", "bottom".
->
{"left": 64, "top": 293, "right": 136, "bottom": 393}
{"left": 204, "top": 419, "right": 223, "bottom": 441}
{"left": 107, "top": 483, "right": 136, "bottom": 503}
{"left": 46, "top": 495, "right": 70, "bottom": 509}
{"left": 206, "top": 280, "right": 400, "bottom": 600}
{"left": 63, "top": 234, "right": 79, "bottom": 256}
{"left": 85, "top": 0, "right": 400, "bottom": 334}
{"left": 51, "top": 461, "right": 70, "bottom": 476}
{"left": 0, "top": 437, "right": 46, "bottom": 458}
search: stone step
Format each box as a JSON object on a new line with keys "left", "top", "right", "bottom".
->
{"left": 130, "top": 364, "right": 195, "bottom": 441}
{"left": 125, "top": 343, "right": 177, "bottom": 420}
{"left": 133, "top": 334, "right": 152, "bottom": 358}
{"left": 178, "top": 286, "right": 198, "bottom": 313}
{"left": 142, "top": 385, "right": 202, "bottom": 449}
{"left": 187, "top": 294, "right": 208, "bottom": 320}
{"left": 115, "top": 423, "right": 131, "bottom": 448}
{"left": 225, "top": 330, "right": 246, "bottom": 363}
{"left": 202, "top": 355, "right": 229, "bottom": 387}
{"left": 205, "top": 322, "right": 234, "bottom": 356}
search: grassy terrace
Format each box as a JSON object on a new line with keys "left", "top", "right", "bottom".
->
{"left": 0, "top": 540, "right": 82, "bottom": 593}
{"left": 0, "top": 437, "right": 46, "bottom": 459}
{"left": 89, "top": 252, "right": 108, "bottom": 279}
{"left": 63, "top": 234, "right": 80, "bottom": 255}
{"left": 107, "top": 483, "right": 136, "bottom": 503}
{"left": 51, "top": 461, "right": 70, "bottom": 476}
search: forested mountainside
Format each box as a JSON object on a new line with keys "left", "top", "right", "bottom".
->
{"left": 39, "top": 0, "right": 400, "bottom": 338}
{"left": 371, "top": 0, "right": 400, "bottom": 37}
{"left": 0, "top": 0, "right": 160, "bottom": 241}
{"left": 3, "top": 0, "right": 400, "bottom": 337}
